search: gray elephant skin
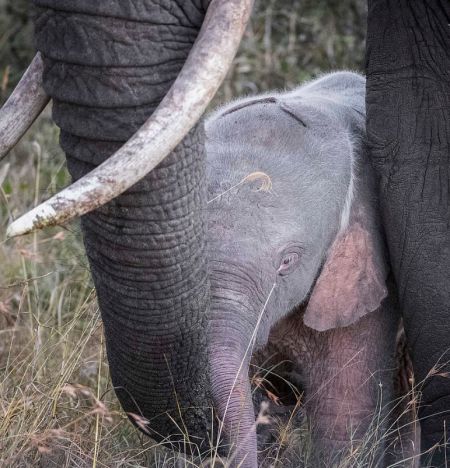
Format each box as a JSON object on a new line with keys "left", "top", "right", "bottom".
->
{"left": 205, "top": 71, "right": 399, "bottom": 466}
{"left": 2, "top": 1, "right": 449, "bottom": 467}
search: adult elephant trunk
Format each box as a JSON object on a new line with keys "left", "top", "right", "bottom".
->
{"left": 2, "top": 0, "right": 253, "bottom": 455}
{"left": 32, "top": 0, "right": 213, "bottom": 447}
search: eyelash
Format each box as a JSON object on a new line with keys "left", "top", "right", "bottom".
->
{"left": 283, "top": 255, "right": 295, "bottom": 265}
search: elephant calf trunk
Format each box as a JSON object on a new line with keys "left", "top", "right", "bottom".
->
{"left": 211, "top": 349, "right": 258, "bottom": 468}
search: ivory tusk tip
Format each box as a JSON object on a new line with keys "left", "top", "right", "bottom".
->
{"left": 6, "top": 204, "right": 57, "bottom": 238}
{"left": 6, "top": 218, "right": 35, "bottom": 238}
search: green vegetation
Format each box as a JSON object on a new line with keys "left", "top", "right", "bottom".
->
{"left": 0, "top": 0, "right": 34, "bottom": 103}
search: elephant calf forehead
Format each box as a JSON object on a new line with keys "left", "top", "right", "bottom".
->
{"left": 206, "top": 118, "right": 349, "bottom": 188}
{"left": 210, "top": 105, "right": 300, "bottom": 142}
{"left": 205, "top": 98, "right": 345, "bottom": 168}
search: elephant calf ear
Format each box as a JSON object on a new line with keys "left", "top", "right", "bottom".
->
{"left": 303, "top": 220, "right": 388, "bottom": 332}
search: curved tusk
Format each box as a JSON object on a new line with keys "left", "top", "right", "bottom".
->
{"left": 0, "top": 53, "right": 50, "bottom": 162}
{"left": 7, "top": 0, "right": 254, "bottom": 238}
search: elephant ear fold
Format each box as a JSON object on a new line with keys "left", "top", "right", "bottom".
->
{"left": 303, "top": 219, "right": 388, "bottom": 332}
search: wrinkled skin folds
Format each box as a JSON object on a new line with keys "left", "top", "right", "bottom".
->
{"left": 366, "top": 1, "right": 450, "bottom": 465}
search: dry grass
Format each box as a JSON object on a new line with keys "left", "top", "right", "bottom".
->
{"left": 1, "top": 114, "right": 150, "bottom": 467}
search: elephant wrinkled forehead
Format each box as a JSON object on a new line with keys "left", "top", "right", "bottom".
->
{"left": 205, "top": 93, "right": 351, "bottom": 205}
{"left": 206, "top": 94, "right": 312, "bottom": 154}
{"left": 205, "top": 92, "right": 350, "bottom": 178}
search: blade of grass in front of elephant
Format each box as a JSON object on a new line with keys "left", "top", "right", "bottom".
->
{"left": 0, "top": 53, "right": 49, "bottom": 162}
{"left": 6, "top": 0, "right": 255, "bottom": 238}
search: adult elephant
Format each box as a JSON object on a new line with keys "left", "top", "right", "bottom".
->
{"left": 0, "top": 1, "right": 449, "bottom": 467}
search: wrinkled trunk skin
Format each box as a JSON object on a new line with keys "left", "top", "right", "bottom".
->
{"left": 33, "top": 0, "right": 214, "bottom": 449}
{"left": 366, "top": 1, "right": 450, "bottom": 465}
{"left": 210, "top": 351, "right": 257, "bottom": 468}
{"left": 208, "top": 262, "right": 271, "bottom": 468}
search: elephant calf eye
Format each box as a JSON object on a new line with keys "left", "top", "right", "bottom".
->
{"left": 278, "top": 252, "right": 300, "bottom": 276}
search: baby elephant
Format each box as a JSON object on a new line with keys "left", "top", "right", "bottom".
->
{"left": 205, "top": 72, "right": 400, "bottom": 467}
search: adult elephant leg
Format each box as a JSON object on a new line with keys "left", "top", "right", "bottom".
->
{"left": 33, "top": 0, "right": 213, "bottom": 450}
{"left": 366, "top": 1, "right": 450, "bottom": 465}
